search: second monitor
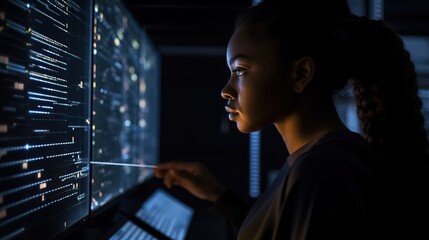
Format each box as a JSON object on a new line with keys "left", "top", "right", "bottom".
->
{"left": 90, "top": 0, "right": 161, "bottom": 212}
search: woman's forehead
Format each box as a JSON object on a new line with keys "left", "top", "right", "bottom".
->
{"left": 227, "top": 27, "right": 279, "bottom": 63}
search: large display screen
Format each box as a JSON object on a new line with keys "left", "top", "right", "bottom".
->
{"left": 0, "top": 0, "right": 92, "bottom": 239}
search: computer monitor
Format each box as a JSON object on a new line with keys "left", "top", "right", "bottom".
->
{"left": 0, "top": 0, "right": 92, "bottom": 239}
{"left": 90, "top": 0, "right": 160, "bottom": 213}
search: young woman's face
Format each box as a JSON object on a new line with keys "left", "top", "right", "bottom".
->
{"left": 221, "top": 26, "right": 297, "bottom": 133}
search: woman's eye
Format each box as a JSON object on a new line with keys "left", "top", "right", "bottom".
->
{"left": 233, "top": 68, "right": 245, "bottom": 76}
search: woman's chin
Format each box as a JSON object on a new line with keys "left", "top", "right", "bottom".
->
{"left": 236, "top": 122, "right": 262, "bottom": 134}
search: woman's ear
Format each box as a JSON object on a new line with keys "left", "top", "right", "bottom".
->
{"left": 291, "top": 57, "right": 315, "bottom": 93}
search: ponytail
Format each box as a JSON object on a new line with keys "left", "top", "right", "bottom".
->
{"left": 352, "top": 18, "right": 429, "bottom": 239}
{"left": 352, "top": 19, "right": 429, "bottom": 154}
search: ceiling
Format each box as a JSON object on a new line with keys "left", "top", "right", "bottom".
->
{"left": 123, "top": 0, "right": 251, "bottom": 56}
{"left": 123, "top": 0, "right": 429, "bottom": 57}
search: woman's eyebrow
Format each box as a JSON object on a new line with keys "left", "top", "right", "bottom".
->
{"left": 228, "top": 54, "right": 250, "bottom": 66}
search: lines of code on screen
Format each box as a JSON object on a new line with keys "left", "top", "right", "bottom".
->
{"left": 91, "top": 0, "right": 160, "bottom": 211}
{"left": 0, "top": 0, "right": 92, "bottom": 239}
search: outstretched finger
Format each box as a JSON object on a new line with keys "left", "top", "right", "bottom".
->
{"left": 164, "top": 171, "right": 175, "bottom": 188}
{"left": 152, "top": 168, "right": 168, "bottom": 178}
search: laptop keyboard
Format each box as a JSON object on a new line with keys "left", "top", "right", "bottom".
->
{"left": 109, "top": 221, "right": 156, "bottom": 240}
{"left": 135, "top": 189, "right": 194, "bottom": 240}
{"left": 108, "top": 189, "right": 194, "bottom": 240}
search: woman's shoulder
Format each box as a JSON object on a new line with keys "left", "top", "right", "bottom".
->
{"left": 288, "top": 130, "right": 383, "bottom": 182}
{"left": 292, "top": 130, "right": 375, "bottom": 162}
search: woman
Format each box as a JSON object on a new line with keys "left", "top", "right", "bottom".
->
{"left": 154, "top": 0, "right": 429, "bottom": 239}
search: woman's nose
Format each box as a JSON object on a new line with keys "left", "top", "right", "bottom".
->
{"left": 221, "top": 81, "right": 235, "bottom": 100}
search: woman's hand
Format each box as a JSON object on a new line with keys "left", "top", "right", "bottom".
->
{"left": 153, "top": 161, "right": 226, "bottom": 202}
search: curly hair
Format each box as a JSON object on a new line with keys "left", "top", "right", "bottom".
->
{"left": 351, "top": 18, "right": 429, "bottom": 239}
{"left": 351, "top": 19, "right": 427, "bottom": 147}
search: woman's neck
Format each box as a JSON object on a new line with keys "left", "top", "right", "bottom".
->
{"left": 274, "top": 98, "right": 348, "bottom": 154}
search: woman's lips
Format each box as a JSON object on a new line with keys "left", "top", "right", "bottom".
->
{"left": 225, "top": 106, "right": 239, "bottom": 120}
